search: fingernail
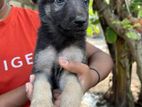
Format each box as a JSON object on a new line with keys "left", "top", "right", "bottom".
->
{"left": 30, "top": 75, "right": 33, "bottom": 82}
{"left": 59, "top": 57, "right": 68, "bottom": 65}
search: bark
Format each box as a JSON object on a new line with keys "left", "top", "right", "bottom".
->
{"left": 135, "top": 40, "right": 142, "bottom": 106}
{"left": 114, "top": 38, "right": 134, "bottom": 107}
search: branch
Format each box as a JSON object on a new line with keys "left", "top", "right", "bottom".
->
{"left": 93, "top": 0, "right": 139, "bottom": 59}
{"left": 124, "top": 0, "right": 131, "bottom": 16}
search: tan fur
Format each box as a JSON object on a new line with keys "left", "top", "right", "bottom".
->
{"left": 35, "top": 46, "right": 56, "bottom": 75}
{"left": 60, "top": 72, "right": 83, "bottom": 107}
{"left": 59, "top": 46, "right": 84, "bottom": 107}
{"left": 31, "top": 46, "right": 85, "bottom": 107}
{"left": 30, "top": 73, "right": 53, "bottom": 107}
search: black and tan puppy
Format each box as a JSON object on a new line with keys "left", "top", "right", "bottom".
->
{"left": 31, "top": 0, "right": 89, "bottom": 107}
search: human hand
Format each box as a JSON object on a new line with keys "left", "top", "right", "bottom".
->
{"left": 25, "top": 75, "right": 35, "bottom": 100}
{"left": 59, "top": 57, "right": 99, "bottom": 92}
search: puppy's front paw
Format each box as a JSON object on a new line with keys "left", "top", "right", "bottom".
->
{"left": 30, "top": 99, "right": 54, "bottom": 107}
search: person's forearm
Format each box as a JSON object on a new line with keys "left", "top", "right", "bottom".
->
{"left": 74, "top": 42, "right": 113, "bottom": 90}
{"left": 0, "top": 85, "right": 28, "bottom": 107}
{"left": 88, "top": 49, "right": 113, "bottom": 82}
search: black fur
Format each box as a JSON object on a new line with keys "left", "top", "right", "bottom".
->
{"left": 34, "top": 1, "right": 89, "bottom": 66}
{"left": 35, "top": 0, "right": 89, "bottom": 51}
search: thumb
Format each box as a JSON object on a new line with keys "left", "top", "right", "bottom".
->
{"left": 58, "top": 57, "right": 89, "bottom": 75}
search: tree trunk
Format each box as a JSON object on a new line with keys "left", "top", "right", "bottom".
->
{"left": 112, "top": 38, "right": 134, "bottom": 107}
{"left": 135, "top": 40, "right": 142, "bottom": 106}
{"left": 92, "top": 1, "right": 135, "bottom": 106}
{"left": 93, "top": 0, "right": 142, "bottom": 105}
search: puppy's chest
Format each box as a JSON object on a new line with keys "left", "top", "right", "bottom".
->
{"left": 54, "top": 46, "right": 85, "bottom": 83}
{"left": 35, "top": 45, "right": 85, "bottom": 88}
{"left": 36, "top": 45, "right": 85, "bottom": 68}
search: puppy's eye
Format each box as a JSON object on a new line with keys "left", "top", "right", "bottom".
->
{"left": 55, "top": 0, "right": 65, "bottom": 4}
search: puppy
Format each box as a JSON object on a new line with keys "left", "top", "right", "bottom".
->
{"left": 31, "top": 0, "right": 89, "bottom": 107}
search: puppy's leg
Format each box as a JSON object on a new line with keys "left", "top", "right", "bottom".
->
{"left": 31, "top": 46, "right": 56, "bottom": 107}
{"left": 59, "top": 46, "right": 86, "bottom": 107}
{"left": 60, "top": 72, "right": 83, "bottom": 107}
{"left": 30, "top": 73, "right": 53, "bottom": 107}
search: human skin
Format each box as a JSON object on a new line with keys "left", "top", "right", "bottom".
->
{"left": 0, "top": 0, "right": 113, "bottom": 106}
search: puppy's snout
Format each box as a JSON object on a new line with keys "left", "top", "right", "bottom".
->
{"left": 74, "top": 16, "right": 86, "bottom": 27}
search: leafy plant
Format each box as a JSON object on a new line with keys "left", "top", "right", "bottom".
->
{"left": 113, "top": 19, "right": 141, "bottom": 40}
{"left": 138, "top": 10, "right": 142, "bottom": 18}
{"left": 126, "top": 30, "right": 141, "bottom": 40}
{"left": 87, "top": 0, "right": 100, "bottom": 37}
{"left": 105, "top": 27, "right": 117, "bottom": 43}
{"left": 130, "top": 0, "right": 142, "bottom": 17}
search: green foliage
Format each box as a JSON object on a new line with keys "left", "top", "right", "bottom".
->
{"left": 114, "top": 19, "right": 133, "bottom": 29}
{"left": 105, "top": 27, "right": 117, "bottom": 44}
{"left": 87, "top": 0, "right": 100, "bottom": 37}
{"left": 113, "top": 19, "right": 141, "bottom": 40}
{"left": 120, "top": 19, "right": 133, "bottom": 29}
{"left": 105, "top": 0, "right": 142, "bottom": 42}
{"left": 126, "top": 30, "right": 141, "bottom": 40}
{"left": 138, "top": 10, "right": 142, "bottom": 18}
{"left": 105, "top": 0, "right": 110, "bottom": 4}
{"left": 130, "top": 0, "right": 142, "bottom": 17}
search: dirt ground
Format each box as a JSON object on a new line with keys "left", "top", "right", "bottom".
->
{"left": 87, "top": 37, "right": 141, "bottom": 102}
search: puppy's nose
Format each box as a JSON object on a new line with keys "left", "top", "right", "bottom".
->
{"left": 74, "top": 16, "right": 86, "bottom": 26}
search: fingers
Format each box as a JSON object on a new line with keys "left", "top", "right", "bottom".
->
{"left": 29, "top": 74, "right": 35, "bottom": 83}
{"left": 59, "top": 57, "right": 96, "bottom": 92}
{"left": 25, "top": 75, "right": 35, "bottom": 100}
{"left": 26, "top": 82, "right": 33, "bottom": 100}
{"left": 59, "top": 57, "right": 89, "bottom": 75}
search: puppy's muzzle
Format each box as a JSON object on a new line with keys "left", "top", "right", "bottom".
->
{"left": 73, "top": 16, "right": 87, "bottom": 28}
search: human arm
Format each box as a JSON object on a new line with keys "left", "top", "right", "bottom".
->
{"left": 59, "top": 42, "right": 113, "bottom": 91}
{"left": 53, "top": 42, "right": 113, "bottom": 106}
{"left": 0, "top": 85, "right": 28, "bottom": 107}
{"left": 86, "top": 42, "right": 113, "bottom": 89}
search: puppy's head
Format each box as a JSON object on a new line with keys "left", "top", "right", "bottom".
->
{"left": 35, "top": 0, "right": 89, "bottom": 33}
